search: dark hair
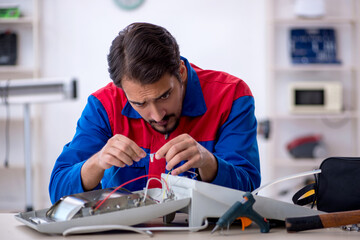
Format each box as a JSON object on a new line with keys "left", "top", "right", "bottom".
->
{"left": 107, "top": 22, "right": 181, "bottom": 88}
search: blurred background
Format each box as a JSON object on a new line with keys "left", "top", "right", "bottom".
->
{"left": 0, "top": 0, "right": 358, "bottom": 212}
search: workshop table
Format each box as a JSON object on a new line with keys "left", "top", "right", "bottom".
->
{"left": 1, "top": 212, "right": 359, "bottom": 240}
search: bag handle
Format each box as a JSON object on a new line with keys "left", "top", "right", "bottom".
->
{"left": 292, "top": 183, "right": 316, "bottom": 206}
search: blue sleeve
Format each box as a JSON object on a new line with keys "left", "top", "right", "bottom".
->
{"left": 211, "top": 96, "right": 261, "bottom": 191}
{"left": 48, "top": 95, "right": 112, "bottom": 203}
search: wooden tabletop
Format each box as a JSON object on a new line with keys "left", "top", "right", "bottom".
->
{"left": 1, "top": 212, "right": 360, "bottom": 240}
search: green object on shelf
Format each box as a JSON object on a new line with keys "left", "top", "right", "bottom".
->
{"left": 0, "top": 5, "right": 20, "bottom": 18}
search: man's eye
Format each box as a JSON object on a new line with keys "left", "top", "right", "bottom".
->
{"left": 160, "top": 92, "right": 170, "bottom": 100}
{"left": 133, "top": 102, "right": 144, "bottom": 107}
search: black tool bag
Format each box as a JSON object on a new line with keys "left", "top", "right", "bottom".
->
{"left": 292, "top": 157, "right": 360, "bottom": 212}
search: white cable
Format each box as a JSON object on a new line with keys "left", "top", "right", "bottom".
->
{"left": 62, "top": 219, "right": 209, "bottom": 236}
{"left": 252, "top": 169, "right": 322, "bottom": 195}
{"left": 138, "top": 219, "right": 209, "bottom": 232}
{"left": 142, "top": 178, "right": 163, "bottom": 202}
{"left": 63, "top": 224, "right": 153, "bottom": 237}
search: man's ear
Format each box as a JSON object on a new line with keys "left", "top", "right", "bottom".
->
{"left": 179, "top": 60, "right": 187, "bottom": 83}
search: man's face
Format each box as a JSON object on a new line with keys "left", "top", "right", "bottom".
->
{"left": 122, "top": 66, "right": 187, "bottom": 135}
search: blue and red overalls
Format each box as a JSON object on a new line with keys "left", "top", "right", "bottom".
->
{"left": 49, "top": 57, "right": 261, "bottom": 204}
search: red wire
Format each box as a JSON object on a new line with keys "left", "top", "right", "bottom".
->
{"left": 94, "top": 174, "right": 169, "bottom": 211}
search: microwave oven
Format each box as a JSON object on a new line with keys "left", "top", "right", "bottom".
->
{"left": 289, "top": 81, "right": 343, "bottom": 114}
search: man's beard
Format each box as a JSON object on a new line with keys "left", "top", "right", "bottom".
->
{"left": 148, "top": 114, "right": 180, "bottom": 135}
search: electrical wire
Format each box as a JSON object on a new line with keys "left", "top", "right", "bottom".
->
{"left": 100, "top": 161, "right": 201, "bottom": 208}
{"left": 63, "top": 224, "right": 153, "bottom": 237}
{"left": 94, "top": 174, "right": 169, "bottom": 211}
{"left": 137, "top": 218, "right": 209, "bottom": 232}
{"left": 163, "top": 170, "right": 174, "bottom": 199}
{"left": 104, "top": 167, "right": 122, "bottom": 188}
{"left": 142, "top": 177, "right": 165, "bottom": 203}
{"left": 186, "top": 170, "right": 198, "bottom": 179}
{"left": 63, "top": 219, "right": 209, "bottom": 236}
{"left": 251, "top": 169, "right": 322, "bottom": 195}
{"left": 105, "top": 153, "right": 154, "bottom": 188}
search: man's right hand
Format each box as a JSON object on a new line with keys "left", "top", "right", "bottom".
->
{"left": 96, "top": 134, "right": 146, "bottom": 170}
{"left": 81, "top": 134, "right": 146, "bottom": 190}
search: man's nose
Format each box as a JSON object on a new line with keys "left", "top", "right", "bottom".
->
{"left": 149, "top": 104, "right": 166, "bottom": 122}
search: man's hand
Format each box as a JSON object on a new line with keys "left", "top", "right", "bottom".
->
{"left": 81, "top": 134, "right": 146, "bottom": 190}
{"left": 96, "top": 134, "right": 146, "bottom": 170}
{"left": 155, "top": 134, "right": 218, "bottom": 182}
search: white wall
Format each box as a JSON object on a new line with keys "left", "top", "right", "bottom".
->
{"left": 2, "top": 0, "right": 268, "bottom": 210}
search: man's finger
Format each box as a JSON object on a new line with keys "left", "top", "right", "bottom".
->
{"left": 108, "top": 146, "right": 134, "bottom": 166}
{"left": 171, "top": 160, "right": 193, "bottom": 176}
{"left": 155, "top": 134, "right": 187, "bottom": 159}
{"left": 101, "top": 152, "right": 126, "bottom": 168}
{"left": 165, "top": 146, "right": 196, "bottom": 170}
{"left": 115, "top": 134, "right": 146, "bottom": 160}
{"left": 163, "top": 141, "right": 190, "bottom": 162}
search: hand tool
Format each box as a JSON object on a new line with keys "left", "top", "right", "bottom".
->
{"left": 286, "top": 209, "right": 360, "bottom": 232}
{"left": 211, "top": 192, "right": 270, "bottom": 234}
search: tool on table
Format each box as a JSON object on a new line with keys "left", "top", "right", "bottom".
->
{"left": 286, "top": 209, "right": 360, "bottom": 232}
{"left": 211, "top": 192, "right": 270, "bottom": 234}
{"left": 342, "top": 224, "right": 360, "bottom": 232}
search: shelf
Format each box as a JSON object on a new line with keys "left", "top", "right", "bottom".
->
{"left": 267, "top": 0, "right": 360, "bottom": 200}
{"left": 0, "top": 17, "right": 34, "bottom": 25}
{"left": 0, "top": 66, "right": 35, "bottom": 75}
{"left": 0, "top": 165, "right": 25, "bottom": 170}
{"left": 272, "top": 111, "right": 358, "bottom": 120}
{"left": 273, "top": 17, "right": 356, "bottom": 25}
{"left": 274, "top": 158, "right": 324, "bottom": 168}
{"left": 273, "top": 65, "right": 355, "bottom": 72}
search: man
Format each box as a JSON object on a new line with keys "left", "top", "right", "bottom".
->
{"left": 49, "top": 22, "right": 261, "bottom": 204}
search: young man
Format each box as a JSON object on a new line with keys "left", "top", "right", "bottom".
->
{"left": 49, "top": 22, "right": 261, "bottom": 204}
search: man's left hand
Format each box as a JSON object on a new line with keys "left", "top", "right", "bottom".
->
{"left": 155, "top": 134, "right": 218, "bottom": 182}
